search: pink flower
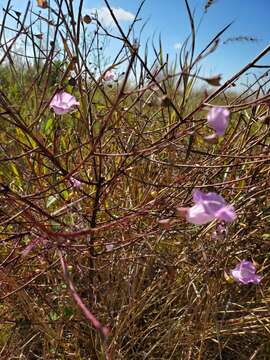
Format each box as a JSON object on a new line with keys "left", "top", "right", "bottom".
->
{"left": 211, "top": 223, "right": 227, "bottom": 240}
{"left": 207, "top": 107, "right": 230, "bottom": 137}
{"left": 106, "top": 244, "right": 114, "bottom": 252}
{"left": 104, "top": 69, "right": 115, "bottom": 81}
{"left": 50, "top": 91, "right": 79, "bottom": 115}
{"left": 69, "top": 177, "right": 82, "bottom": 189}
{"left": 183, "top": 189, "right": 236, "bottom": 225}
{"left": 230, "top": 260, "right": 261, "bottom": 284}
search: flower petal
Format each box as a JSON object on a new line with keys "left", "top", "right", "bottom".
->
{"left": 186, "top": 204, "right": 215, "bottom": 225}
{"left": 207, "top": 107, "right": 230, "bottom": 136}
{"left": 50, "top": 92, "right": 79, "bottom": 114}
{"left": 215, "top": 205, "right": 236, "bottom": 222}
{"left": 230, "top": 260, "right": 261, "bottom": 284}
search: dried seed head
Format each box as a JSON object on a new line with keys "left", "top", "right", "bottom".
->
{"left": 204, "top": 75, "right": 222, "bottom": 87}
{"left": 37, "top": 0, "right": 48, "bottom": 9}
{"left": 34, "top": 33, "right": 43, "bottom": 40}
{"left": 68, "top": 77, "right": 76, "bottom": 86}
{"left": 159, "top": 95, "right": 172, "bottom": 107}
{"left": 83, "top": 15, "right": 92, "bottom": 24}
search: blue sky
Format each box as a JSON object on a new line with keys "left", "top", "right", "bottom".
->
{"left": 1, "top": 0, "right": 270, "bottom": 84}
{"left": 91, "top": 0, "right": 270, "bottom": 82}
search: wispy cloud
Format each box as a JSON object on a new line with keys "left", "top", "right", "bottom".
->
{"left": 91, "top": 6, "right": 135, "bottom": 28}
{"left": 174, "top": 42, "right": 182, "bottom": 50}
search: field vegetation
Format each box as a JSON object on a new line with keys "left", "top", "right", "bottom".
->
{"left": 0, "top": 0, "right": 269, "bottom": 359}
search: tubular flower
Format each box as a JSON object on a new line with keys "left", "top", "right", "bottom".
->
{"left": 104, "top": 69, "right": 115, "bottom": 81}
{"left": 69, "top": 177, "right": 82, "bottom": 189}
{"left": 230, "top": 260, "right": 261, "bottom": 284}
{"left": 185, "top": 190, "right": 236, "bottom": 225}
{"left": 50, "top": 91, "right": 79, "bottom": 115}
{"left": 207, "top": 107, "right": 230, "bottom": 137}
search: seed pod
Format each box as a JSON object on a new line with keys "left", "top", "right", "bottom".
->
{"left": 68, "top": 77, "right": 76, "bottom": 86}
{"left": 37, "top": 0, "right": 48, "bottom": 9}
{"left": 159, "top": 95, "right": 172, "bottom": 107}
{"left": 35, "top": 33, "right": 43, "bottom": 40}
{"left": 204, "top": 75, "right": 221, "bottom": 87}
{"left": 83, "top": 15, "right": 92, "bottom": 24}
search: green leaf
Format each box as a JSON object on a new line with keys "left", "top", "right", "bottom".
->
{"left": 16, "top": 128, "right": 36, "bottom": 148}
{"left": 49, "top": 311, "right": 60, "bottom": 321}
{"left": 63, "top": 307, "right": 73, "bottom": 318}
{"left": 45, "top": 118, "right": 54, "bottom": 133}
{"left": 11, "top": 162, "right": 20, "bottom": 178}
{"left": 93, "top": 120, "right": 101, "bottom": 136}
{"left": 51, "top": 223, "right": 61, "bottom": 231}
{"left": 46, "top": 195, "right": 58, "bottom": 208}
{"left": 96, "top": 103, "right": 106, "bottom": 110}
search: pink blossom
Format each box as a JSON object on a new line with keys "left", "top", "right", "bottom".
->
{"left": 207, "top": 107, "right": 230, "bottom": 137}
{"left": 184, "top": 189, "right": 236, "bottom": 225}
{"left": 230, "top": 260, "right": 261, "bottom": 284}
{"left": 69, "top": 177, "right": 82, "bottom": 189}
{"left": 211, "top": 223, "right": 228, "bottom": 240}
{"left": 104, "top": 69, "right": 115, "bottom": 81}
{"left": 106, "top": 244, "right": 114, "bottom": 252}
{"left": 50, "top": 91, "right": 79, "bottom": 115}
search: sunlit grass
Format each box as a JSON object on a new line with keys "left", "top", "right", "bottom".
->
{"left": 0, "top": 0, "right": 269, "bottom": 359}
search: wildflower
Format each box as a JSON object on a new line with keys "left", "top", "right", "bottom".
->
{"left": 50, "top": 91, "right": 79, "bottom": 115}
{"left": 69, "top": 177, "right": 82, "bottom": 189}
{"left": 207, "top": 107, "right": 230, "bottom": 137}
{"left": 230, "top": 260, "right": 261, "bottom": 284}
{"left": 211, "top": 222, "right": 228, "bottom": 240}
{"left": 177, "top": 190, "right": 236, "bottom": 225}
{"left": 106, "top": 244, "right": 114, "bottom": 252}
{"left": 104, "top": 69, "right": 115, "bottom": 81}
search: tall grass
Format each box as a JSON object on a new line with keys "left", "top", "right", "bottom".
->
{"left": 0, "top": 0, "right": 269, "bottom": 359}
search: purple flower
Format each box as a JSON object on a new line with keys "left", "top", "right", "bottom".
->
{"left": 207, "top": 107, "right": 230, "bottom": 136}
{"left": 106, "top": 244, "right": 114, "bottom": 252}
{"left": 104, "top": 69, "right": 115, "bottom": 81}
{"left": 69, "top": 176, "right": 82, "bottom": 189}
{"left": 50, "top": 91, "right": 79, "bottom": 115}
{"left": 211, "top": 223, "right": 228, "bottom": 240}
{"left": 186, "top": 190, "right": 236, "bottom": 225}
{"left": 230, "top": 260, "right": 261, "bottom": 284}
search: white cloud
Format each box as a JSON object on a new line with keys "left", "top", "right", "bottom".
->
{"left": 174, "top": 42, "right": 182, "bottom": 50}
{"left": 91, "top": 6, "right": 135, "bottom": 28}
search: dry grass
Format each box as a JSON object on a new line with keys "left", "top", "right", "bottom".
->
{"left": 0, "top": 0, "right": 269, "bottom": 359}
